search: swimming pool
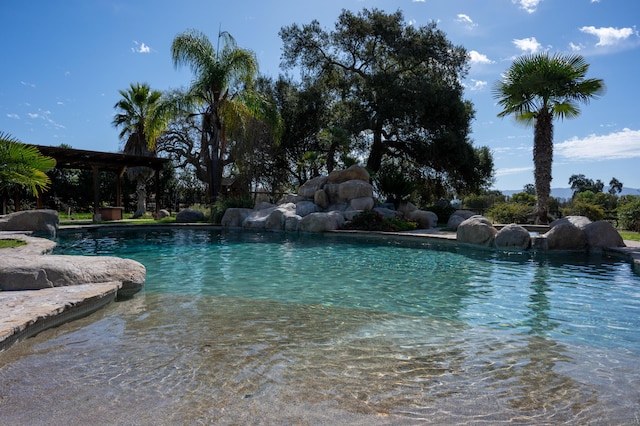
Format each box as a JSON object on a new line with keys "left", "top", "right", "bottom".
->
{"left": 1, "top": 227, "right": 639, "bottom": 424}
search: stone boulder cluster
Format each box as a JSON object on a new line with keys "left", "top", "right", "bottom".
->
{"left": 454, "top": 214, "right": 625, "bottom": 252}
{"left": 221, "top": 165, "right": 439, "bottom": 232}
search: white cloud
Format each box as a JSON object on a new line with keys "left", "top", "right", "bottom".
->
{"left": 20, "top": 81, "right": 36, "bottom": 88}
{"left": 513, "top": 0, "right": 542, "bottom": 14}
{"left": 468, "top": 50, "right": 493, "bottom": 64}
{"left": 465, "top": 79, "right": 487, "bottom": 91}
{"left": 569, "top": 42, "right": 583, "bottom": 52}
{"left": 555, "top": 128, "right": 640, "bottom": 161}
{"left": 495, "top": 166, "right": 533, "bottom": 177}
{"left": 28, "top": 113, "right": 39, "bottom": 119}
{"left": 456, "top": 14, "right": 477, "bottom": 29}
{"left": 579, "top": 26, "right": 635, "bottom": 47}
{"left": 513, "top": 37, "right": 542, "bottom": 53}
{"left": 131, "top": 40, "right": 152, "bottom": 53}
{"left": 6, "top": 113, "right": 20, "bottom": 119}
{"left": 412, "top": 0, "right": 426, "bottom": 2}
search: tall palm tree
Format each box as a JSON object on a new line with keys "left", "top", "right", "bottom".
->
{"left": 112, "top": 82, "right": 166, "bottom": 217}
{"left": 493, "top": 53, "right": 604, "bottom": 224}
{"left": 170, "top": 29, "right": 263, "bottom": 202}
{"left": 0, "top": 132, "right": 56, "bottom": 213}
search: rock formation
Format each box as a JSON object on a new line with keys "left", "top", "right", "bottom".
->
{"left": 221, "top": 164, "right": 439, "bottom": 233}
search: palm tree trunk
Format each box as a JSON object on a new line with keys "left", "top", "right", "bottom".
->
{"left": 533, "top": 109, "right": 553, "bottom": 224}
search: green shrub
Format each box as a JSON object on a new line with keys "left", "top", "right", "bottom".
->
{"left": 486, "top": 202, "right": 533, "bottom": 224}
{"left": 424, "top": 203, "right": 455, "bottom": 226}
{"left": 618, "top": 196, "right": 640, "bottom": 231}
{"left": 211, "top": 195, "right": 254, "bottom": 223}
{"left": 562, "top": 201, "right": 604, "bottom": 221}
{"left": 342, "top": 210, "right": 417, "bottom": 232}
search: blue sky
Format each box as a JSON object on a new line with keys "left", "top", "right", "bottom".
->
{"left": 2, "top": 0, "right": 639, "bottom": 191}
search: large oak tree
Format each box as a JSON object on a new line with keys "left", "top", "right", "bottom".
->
{"left": 280, "top": 8, "right": 493, "bottom": 195}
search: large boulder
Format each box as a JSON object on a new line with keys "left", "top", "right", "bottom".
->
{"left": 550, "top": 215, "right": 591, "bottom": 230}
{"left": 544, "top": 222, "right": 587, "bottom": 250}
{"left": 0, "top": 255, "right": 146, "bottom": 298}
{"left": 298, "top": 175, "right": 328, "bottom": 199}
{"left": 299, "top": 211, "right": 345, "bottom": 233}
{"left": 349, "top": 196, "right": 374, "bottom": 211}
{"left": 325, "top": 180, "right": 374, "bottom": 204}
{"left": 583, "top": 220, "right": 625, "bottom": 249}
{"left": 446, "top": 210, "right": 477, "bottom": 231}
{"left": 373, "top": 207, "right": 401, "bottom": 219}
{"left": 0, "top": 210, "right": 59, "bottom": 236}
{"left": 296, "top": 200, "right": 321, "bottom": 217}
{"left": 406, "top": 210, "right": 438, "bottom": 229}
{"left": 456, "top": 216, "right": 497, "bottom": 247}
{"left": 494, "top": 224, "right": 531, "bottom": 251}
{"left": 175, "top": 209, "right": 205, "bottom": 223}
{"left": 313, "top": 189, "right": 329, "bottom": 210}
{"left": 220, "top": 208, "right": 252, "bottom": 227}
{"left": 327, "top": 164, "right": 369, "bottom": 184}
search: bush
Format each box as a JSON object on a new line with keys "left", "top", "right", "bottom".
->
{"left": 562, "top": 201, "right": 604, "bottom": 221}
{"left": 342, "top": 210, "right": 417, "bottom": 232}
{"left": 618, "top": 196, "right": 640, "bottom": 231}
{"left": 211, "top": 195, "right": 254, "bottom": 223}
{"left": 486, "top": 202, "right": 533, "bottom": 224}
{"left": 424, "top": 203, "right": 455, "bottom": 226}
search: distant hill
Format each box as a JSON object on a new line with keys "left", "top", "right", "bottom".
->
{"left": 501, "top": 187, "right": 640, "bottom": 200}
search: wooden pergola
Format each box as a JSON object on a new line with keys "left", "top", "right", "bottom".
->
{"left": 32, "top": 145, "right": 171, "bottom": 220}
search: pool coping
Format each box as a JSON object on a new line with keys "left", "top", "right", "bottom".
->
{"left": 1, "top": 225, "right": 639, "bottom": 352}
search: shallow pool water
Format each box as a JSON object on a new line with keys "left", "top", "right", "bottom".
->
{"left": 1, "top": 228, "right": 639, "bottom": 424}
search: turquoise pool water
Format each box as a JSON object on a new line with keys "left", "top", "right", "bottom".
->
{"left": 1, "top": 228, "right": 639, "bottom": 424}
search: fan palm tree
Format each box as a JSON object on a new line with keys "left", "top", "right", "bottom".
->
{"left": 0, "top": 132, "right": 56, "bottom": 213}
{"left": 112, "top": 82, "right": 167, "bottom": 217}
{"left": 169, "top": 29, "right": 266, "bottom": 202}
{"left": 493, "top": 53, "right": 604, "bottom": 224}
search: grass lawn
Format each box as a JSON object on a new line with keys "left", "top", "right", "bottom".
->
{"left": 0, "top": 239, "right": 26, "bottom": 249}
{"left": 619, "top": 231, "right": 640, "bottom": 242}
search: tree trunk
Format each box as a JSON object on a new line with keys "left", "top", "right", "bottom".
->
{"left": 366, "top": 129, "right": 385, "bottom": 174}
{"left": 533, "top": 109, "right": 554, "bottom": 225}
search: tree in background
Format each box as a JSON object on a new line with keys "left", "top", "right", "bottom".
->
{"left": 0, "top": 132, "right": 56, "bottom": 214}
{"left": 493, "top": 53, "right": 605, "bottom": 224}
{"left": 569, "top": 173, "right": 604, "bottom": 196}
{"left": 280, "top": 8, "right": 494, "bottom": 198}
{"left": 112, "top": 82, "right": 168, "bottom": 217}
{"left": 609, "top": 177, "right": 623, "bottom": 195}
{"left": 167, "top": 29, "right": 278, "bottom": 202}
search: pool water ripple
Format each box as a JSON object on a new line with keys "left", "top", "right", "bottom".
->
{"left": 0, "top": 228, "right": 639, "bottom": 424}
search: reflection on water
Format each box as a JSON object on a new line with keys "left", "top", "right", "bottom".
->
{"left": 1, "top": 229, "right": 640, "bottom": 424}
{"left": 1, "top": 294, "right": 639, "bottom": 424}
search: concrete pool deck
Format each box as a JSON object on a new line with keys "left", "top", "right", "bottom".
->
{"left": 1, "top": 226, "right": 640, "bottom": 352}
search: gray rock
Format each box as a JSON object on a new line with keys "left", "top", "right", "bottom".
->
{"left": 220, "top": 208, "right": 252, "bottom": 227}
{"left": 313, "top": 189, "right": 329, "bottom": 210}
{"left": 0, "top": 255, "right": 146, "bottom": 297}
{"left": 254, "top": 201, "right": 275, "bottom": 211}
{"left": 446, "top": 210, "right": 477, "bottom": 231}
{"left": 406, "top": 210, "right": 438, "bottom": 229}
{"left": 175, "top": 209, "right": 205, "bottom": 223}
{"left": 349, "top": 196, "right": 374, "bottom": 211}
{"left": 157, "top": 209, "right": 171, "bottom": 219}
{"left": 398, "top": 202, "right": 418, "bottom": 215}
{"left": 327, "top": 164, "right": 369, "bottom": 184}
{"left": 550, "top": 215, "right": 592, "bottom": 230}
{"left": 0, "top": 210, "right": 59, "bottom": 236}
{"left": 495, "top": 224, "right": 531, "bottom": 251}
{"left": 296, "top": 200, "right": 321, "bottom": 217}
{"left": 298, "top": 175, "right": 328, "bottom": 199}
{"left": 284, "top": 215, "right": 301, "bottom": 232}
{"left": 299, "top": 211, "right": 344, "bottom": 233}
{"left": 544, "top": 222, "right": 587, "bottom": 250}
{"left": 456, "top": 216, "right": 497, "bottom": 247}
{"left": 583, "top": 220, "right": 625, "bottom": 249}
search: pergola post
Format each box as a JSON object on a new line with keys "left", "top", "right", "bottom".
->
{"left": 117, "top": 166, "right": 126, "bottom": 208}
{"left": 92, "top": 165, "right": 101, "bottom": 222}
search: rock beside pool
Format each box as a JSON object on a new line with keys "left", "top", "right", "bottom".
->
{"left": 0, "top": 209, "right": 59, "bottom": 236}
{"left": 583, "top": 220, "right": 625, "bottom": 249}
{"left": 175, "top": 209, "right": 205, "bottom": 223}
{"left": 494, "top": 224, "right": 531, "bottom": 251}
{"left": 456, "top": 216, "right": 497, "bottom": 247}
{"left": 0, "top": 255, "right": 146, "bottom": 298}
